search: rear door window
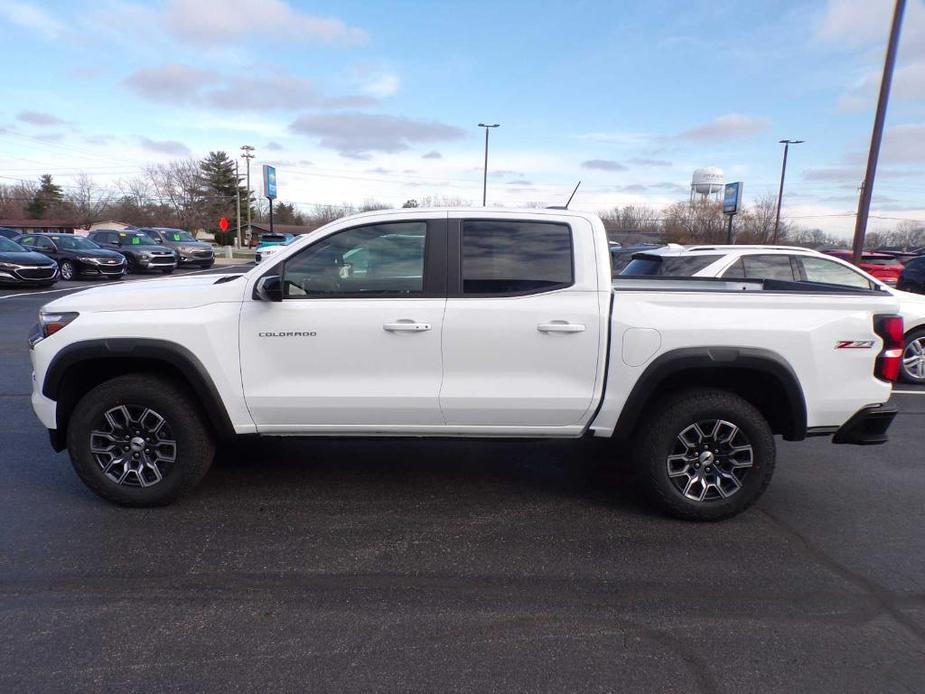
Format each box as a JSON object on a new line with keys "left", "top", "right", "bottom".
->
{"left": 461, "top": 220, "right": 573, "bottom": 295}
{"left": 724, "top": 254, "right": 797, "bottom": 281}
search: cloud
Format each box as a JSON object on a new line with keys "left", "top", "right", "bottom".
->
{"left": 365, "top": 167, "right": 391, "bottom": 174}
{"left": 265, "top": 141, "right": 285, "bottom": 151}
{"left": 507, "top": 179, "right": 533, "bottom": 185}
{"left": 678, "top": 113, "right": 770, "bottom": 141}
{"left": 490, "top": 169, "right": 524, "bottom": 178}
{"left": 123, "top": 63, "right": 376, "bottom": 112}
{"left": 581, "top": 159, "right": 628, "bottom": 172}
{"left": 124, "top": 64, "right": 217, "bottom": 103}
{"left": 881, "top": 123, "right": 925, "bottom": 164}
{"left": 615, "top": 184, "right": 648, "bottom": 193}
{"left": 34, "top": 132, "right": 65, "bottom": 142}
{"left": 350, "top": 64, "right": 400, "bottom": 98}
{"left": 421, "top": 150, "right": 442, "bottom": 159}
{"left": 162, "top": 0, "right": 367, "bottom": 45}
{"left": 816, "top": 0, "right": 890, "bottom": 46}
{"left": 84, "top": 134, "right": 117, "bottom": 145}
{"left": 651, "top": 181, "right": 688, "bottom": 193}
{"left": 138, "top": 136, "right": 191, "bottom": 156}
{"left": 0, "top": 1, "right": 63, "bottom": 39}
{"left": 289, "top": 112, "right": 466, "bottom": 158}
{"left": 16, "top": 110, "right": 66, "bottom": 127}
{"left": 627, "top": 157, "right": 672, "bottom": 167}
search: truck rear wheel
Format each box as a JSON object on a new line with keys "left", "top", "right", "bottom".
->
{"left": 66, "top": 374, "right": 214, "bottom": 506}
{"left": 634, "top": 389, "right": 775, "bottom": 521}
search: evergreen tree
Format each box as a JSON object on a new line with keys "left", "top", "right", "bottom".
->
{"left": 198, "top": 151, "right": 250, "bottom": 229}
{"left": 26, "top": 174, "right": 65, "bottom": 219}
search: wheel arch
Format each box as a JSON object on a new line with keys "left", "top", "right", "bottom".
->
{"left": 612, "top": 347, "right": 807, "bottom": 442}
{"left": 44, "top": 338, "right": 235, "bottom": 451}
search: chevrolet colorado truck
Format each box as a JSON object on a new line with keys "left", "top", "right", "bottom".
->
{"left": 29, "top": 209, "right": 902, "bottom": 520}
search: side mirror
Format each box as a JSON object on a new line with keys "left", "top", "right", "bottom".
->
{"left": 255, "top": 275, "right": 283, "bottom": 302}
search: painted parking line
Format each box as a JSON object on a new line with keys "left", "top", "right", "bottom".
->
{"left": 0, "top": 264, "right": 251, "bottom": 301}
{"left": 892, "top": 390, "right": 925, "bottom": 395}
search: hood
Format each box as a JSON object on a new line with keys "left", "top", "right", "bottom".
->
{"left": 0, "top": 250, "right": 57, "bottom": 266}
{"left": 121, "top": 244, "right": 175, "bottom": 255}
{"left": 44, "top": 273, "right": 246, "bottom": 312}
{"left": 72, "top": 247, "right": 123, "bottom": 259}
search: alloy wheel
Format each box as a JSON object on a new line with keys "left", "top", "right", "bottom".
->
{"left": 666, "top": 419, "right": 754, "bottom": 502}
{"left": 902, "top": 337, "right": 925, "bottom": 382}
{"left": 60, "top": 261, "right": 74, "bottom": 280}
{"left": 89, "top": 405, "right": 176, "bottom": 487}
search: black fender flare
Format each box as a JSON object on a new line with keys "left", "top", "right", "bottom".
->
{"left": 43, "top": 338, "right": 236, "bottom": 440}
{"left": 611, "top": 347, "right": 808, "bottom": 441}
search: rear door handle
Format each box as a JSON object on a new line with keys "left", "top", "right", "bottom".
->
{"left": 383, "top": 321, "right": 431, "bottom": 332}
{"left": 537, "top": 321, "right": 586, "bottom": 333}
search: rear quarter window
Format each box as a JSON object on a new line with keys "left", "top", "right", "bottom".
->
{"left": 621, "top": 254, "right": 723, "bottom": 276}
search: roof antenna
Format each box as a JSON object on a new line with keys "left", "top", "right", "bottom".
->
{"left": 547, "top": 181, "right": 581, "bottom": 210}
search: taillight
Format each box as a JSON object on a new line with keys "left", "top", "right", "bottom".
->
{"left": 874, "top": 314, "right": 904, "bottom": 382}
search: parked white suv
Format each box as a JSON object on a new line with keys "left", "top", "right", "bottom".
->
{"left": 622, "top": 244, "right": 925, "bottom": 384}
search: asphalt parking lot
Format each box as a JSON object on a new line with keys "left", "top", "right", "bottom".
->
{"left": 1, "top": 269, "right": 924, "bottom": 693}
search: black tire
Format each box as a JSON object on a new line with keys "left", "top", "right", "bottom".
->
{"left": 901, "top": 328, "right": 925, "bottom": 384}
{"left": 59, "top": 259, "right": 76, "bottom": 281}
{"left": 66, "top": 374, "right": 214, "bottom": 506}
{"left": 634, "top": 389, "right": 775, "bottom": 521}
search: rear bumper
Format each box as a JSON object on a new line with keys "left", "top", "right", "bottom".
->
{"left": 832, "top": 403, "right": 898, "bottom": 445}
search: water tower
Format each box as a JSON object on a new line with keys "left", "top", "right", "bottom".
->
{"left": 690, "top": 166, "right": 724, "bottom": 203}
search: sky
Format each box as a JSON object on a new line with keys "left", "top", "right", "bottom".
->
{"left": 1, "top": 0, "right": 924, "bottom": 236}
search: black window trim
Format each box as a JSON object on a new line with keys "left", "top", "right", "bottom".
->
{"left": 447, "top": 217, "right": 576, "bottom": 298}
{"left": 265, "top": 218, "right": 447, "bottom": 300}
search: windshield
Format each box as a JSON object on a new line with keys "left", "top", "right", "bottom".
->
{"left": 118, "top": 233, "right": 158, "bottom": 246}
{"left": 862, "top": 256, "right": 902, "bottom": 266}
{"left": 0, "top": 236, "right": 25, "bottom": 252}
{"left": 621, "top": 254, "right": 723, "bottom": 276}
{"left": 54, "top": 236, "right": 100, "bottom": 250}
{"left": 154, "top": 229, "right": 196, "bottom": 242}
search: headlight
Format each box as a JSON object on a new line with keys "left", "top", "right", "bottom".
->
{"left": 77, "top": 256, "right": 98, "bottom": 264}
{"left": 39, "top": 311, "right": 79, "bottom": 338}
{"left": 140, "top": 252, "right": 151, "bottom": 260}
{"left": 0, "top": 261, "right": 18, "bottom": 271}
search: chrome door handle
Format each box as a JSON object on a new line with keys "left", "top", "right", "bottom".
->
{"left": 537, "top": 321, "right": 586, "bottom": 333}
{"left": 383, "top": 321, "right": 431, "bottom": 332}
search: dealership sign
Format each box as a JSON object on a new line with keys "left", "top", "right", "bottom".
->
{"left": 723, "top": 182, "right": 742, "bottom": 215}
{"left": 263, "top": 164, "right": 277, "bottom": 200}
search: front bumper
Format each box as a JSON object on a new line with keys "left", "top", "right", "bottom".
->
{"left": 832, "top": 403, "right": 898, "bottom": 445}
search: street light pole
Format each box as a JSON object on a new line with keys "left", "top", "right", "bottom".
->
{"left": 478, "top": 123, "right": 500, "bottom": 207}
{"left": 234, "top": 159, "right": 242, "bottom": 248}
{"left": 852, "top": 0, "right": 906, "bottom": 262}
{"left": 240, "top": 145, "right": 255, "bottom": 247}
{"left": 773, "top": 139, "right": 804, "bottom": 243}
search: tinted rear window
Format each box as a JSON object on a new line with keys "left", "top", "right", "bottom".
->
{"left": 862, "top": 256, "right": 901, "bottom": 266}
{"left": 462, "top": 220, "right": 573, "bottom": 295}
{"left": 621, "top": 254, "right": 722, "bottom": 276}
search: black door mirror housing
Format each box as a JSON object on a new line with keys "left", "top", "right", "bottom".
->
{"left": 255, "top": 275, "right": 284, "bottom": 302}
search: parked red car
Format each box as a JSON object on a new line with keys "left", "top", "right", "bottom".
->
{"left": 826, "top": 250, "right": 904, "bottom": 286}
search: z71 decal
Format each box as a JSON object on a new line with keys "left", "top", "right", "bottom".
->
{"left": 835, "top": 340, "right": 876, "bottom": 349}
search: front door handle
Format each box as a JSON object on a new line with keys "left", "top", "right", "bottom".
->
{"left": 537, "top": 321, "right": 586, "bottom": 333}
{"left": 383, "top": 321, "right": 431, "bottom": 332}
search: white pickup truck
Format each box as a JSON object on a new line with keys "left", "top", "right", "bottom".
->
{"left": 29, "top": 209, "right": 902, "bottom": 520}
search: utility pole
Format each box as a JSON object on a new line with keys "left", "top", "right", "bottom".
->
{"left": 478, "top": 123, "right": 500, "bottom": 207}
{"left": 234, "top": 159, "right": 242, "bottom": 248}
{"left": 852, "top": 0, "right": 906, "bottom": 262}
{"left": 240, "top": 145, "right": 255, "bottom": 247}
{"left": 773, "top": 139, "right": 804, "bottom": 243}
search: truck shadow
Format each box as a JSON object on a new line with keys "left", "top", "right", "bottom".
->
{"left": 210, "top": 436, "right": 654, "bottom": 517}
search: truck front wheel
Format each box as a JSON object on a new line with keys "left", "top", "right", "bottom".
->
{"left": 66, "top": 374, "right": 215, "bottom": 506}
{"left": 634, "top": 389, "right": 775, "bottom": 521}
